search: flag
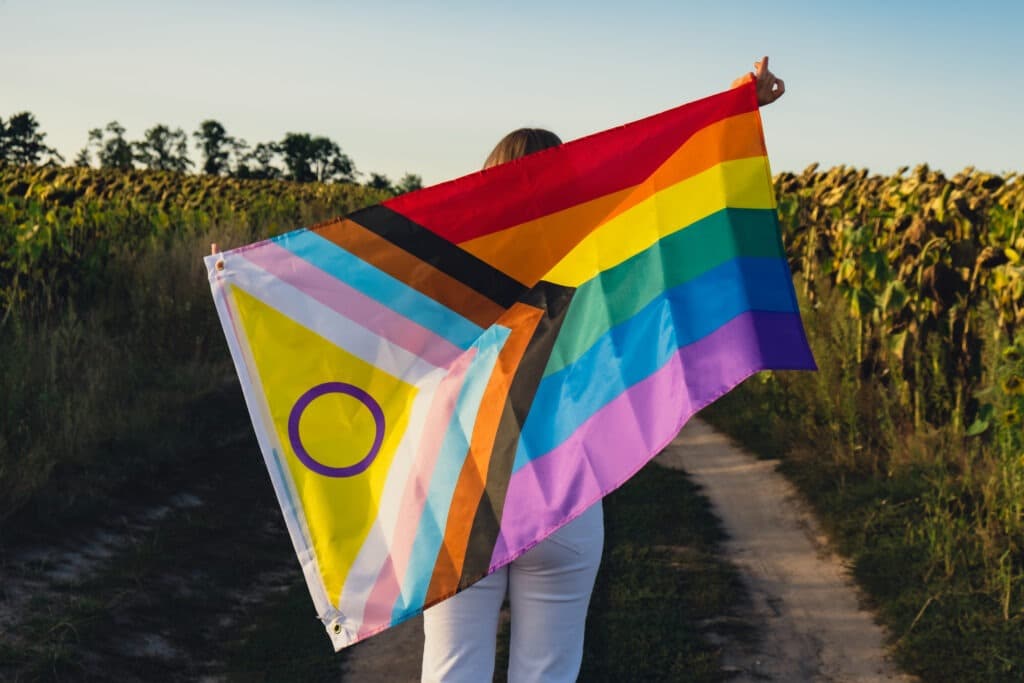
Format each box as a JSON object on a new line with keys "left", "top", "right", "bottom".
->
{"left": 205, "top": 80, "right": 816, "bottom": 651}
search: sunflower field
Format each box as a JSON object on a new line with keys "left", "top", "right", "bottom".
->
{"left": 2, "top": 162, "right": 1022, "bottom": 680}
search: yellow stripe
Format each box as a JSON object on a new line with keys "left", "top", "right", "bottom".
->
{"left": 544, "top": 156, "right": 775, "bottom": 288}
{"left": 459, "top": 111, "right": 767, "bottom": 285}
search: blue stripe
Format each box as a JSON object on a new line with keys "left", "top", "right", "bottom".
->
{"left": 275, "top": 229, "right": 483, "bottom": 350}
{"left": 390, "top": 324, "right": 511, "bottom": 623}
{"left": 513, "top": 256, "right": 799, "bottom": 472}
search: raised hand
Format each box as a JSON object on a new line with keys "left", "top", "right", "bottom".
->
{"left": 732, "top": 56, "right": 786, "bottom": 106}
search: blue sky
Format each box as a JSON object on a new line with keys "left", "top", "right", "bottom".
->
{"left": 3, "top": 0, "right": 1022, "bottom": 185}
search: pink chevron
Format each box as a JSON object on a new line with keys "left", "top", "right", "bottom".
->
{"left": 357, "top": 347, "right": 477, "bottom": 637}
{"left": 241, "top": 241, "right": 463, "bottom": 368}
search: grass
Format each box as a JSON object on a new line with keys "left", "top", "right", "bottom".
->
{"left": 220, "top": 582, "right": 350, "bottom": 681}
{"left": 701, "top": 282, "right": 1024, "bottom": 682}
{"left": 0, "top": 415, "right": 330, "bottom": 682}
{"left": 0, "top": 224, "right": 242, "bottom": 524}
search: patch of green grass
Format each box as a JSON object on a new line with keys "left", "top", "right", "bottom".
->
{"left": 0, "top": 431, "right": 324, "bottom": 682}
{"left": 220, "top": 581, "right": 346, "bottom": 682}
{"left": 0, "top": 227, "right": 239, "bottom": 526}
{"left": 777, "top": 451, "right": 1024, "bottom": 682}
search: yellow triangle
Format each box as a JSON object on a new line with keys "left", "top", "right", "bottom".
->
{"left": 229, "top": 284, "right": 418, "bottom": 603}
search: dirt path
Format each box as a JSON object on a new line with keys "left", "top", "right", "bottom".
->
{"left": 344, "top": 418, "right": 917, "bottom": 682}
{"left": 657, "top": 418, "right": 916, "bottom": 683}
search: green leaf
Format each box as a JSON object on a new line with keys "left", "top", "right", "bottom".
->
{"left": 966, "top": 404, "right": 994, "bottom": 436}
{"left": 965, "top": 418, "right": 990, "bottom": 437}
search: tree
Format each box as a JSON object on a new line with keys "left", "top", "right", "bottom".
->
{"left": 395, "top": 173, "right": 423, "bottom": 194}
{"left": 278, "top": 132, "right": 356, "bottom": 183}
{"left": 88, "top": 121, "right": 134, "bottom": 170}
{"left": 73, "top": 147, "right": 91, "bottom": 167}
{"left": 132, "top": 124, "right": 192, "bottom": 172}
{"left": 235, "top": 142, "right": 282, "bottom": 180}
{"left": 228, "top": 137, "right": 250, "bottom": 175}
{"left": 193, "top": 119, "right": 235, "bottom": 176}
{"left": 278, "top": 133, "right": 314, "bottom": 182}
{"left": 0, "top": 112, "right": 62, "bottom": 165}
{"left": 311, "top": 136, "right": 356, "bottom": 183}
{"left": 368, "top": 173, "right": 393, "bottom": 192}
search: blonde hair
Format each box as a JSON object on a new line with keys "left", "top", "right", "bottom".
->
{"left": 483, "top": 128, "right": 562, "bottom": 169}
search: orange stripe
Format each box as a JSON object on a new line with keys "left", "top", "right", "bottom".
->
{"left": 312, "top": 217, "right": 507, "bottom": 328}
{"left": 458, "top": 110, "right": 765, "bottom": 283}
{"left": 424, "top": 303, "right": 543, "bottom": 604}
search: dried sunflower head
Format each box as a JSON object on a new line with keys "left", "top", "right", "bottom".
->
{"left": 1003, "top": 346, "right": 1023, "bottom": 363}
{"left": 1003, "top": 376, "right": 1024, "bottom": 396}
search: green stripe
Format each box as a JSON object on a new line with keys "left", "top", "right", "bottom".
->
{"left": 544, "top": 207, "right": 784, "bottom": 378}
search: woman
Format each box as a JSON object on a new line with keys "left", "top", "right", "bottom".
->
{"left": 421, "top": 56, "right": 785, "bottom": 683}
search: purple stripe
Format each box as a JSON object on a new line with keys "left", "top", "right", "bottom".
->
{"left": 489, "top": 310, "right": 815, "bottom": 568}
{"left": 242, "top": 241, "right": 463, "bottom": 367}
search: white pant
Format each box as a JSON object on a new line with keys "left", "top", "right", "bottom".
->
{"left": 422, "top": 501, "right": 604, "bottom": 682}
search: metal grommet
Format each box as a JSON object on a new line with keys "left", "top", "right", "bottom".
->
{"left": 215, "top": 259, "right": 226, "bottom": 271}
{"left": 332, "top": 623, "right": 342, "bottom": 635}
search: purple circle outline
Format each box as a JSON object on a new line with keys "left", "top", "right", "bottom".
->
{"left": 287, "top": 382, "right": 385, "bottom": 478}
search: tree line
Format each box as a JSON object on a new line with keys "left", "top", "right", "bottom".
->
{"left": 0, "top": 111, "right": 422, "bottom": 194}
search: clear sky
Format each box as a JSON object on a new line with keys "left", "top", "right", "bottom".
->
{"left": 3, "top": 0, "right": 1022, "bottom": 185}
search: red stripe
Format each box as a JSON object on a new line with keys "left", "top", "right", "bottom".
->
{"left": 383, "top": 82, "right": 758, "bottom": 244}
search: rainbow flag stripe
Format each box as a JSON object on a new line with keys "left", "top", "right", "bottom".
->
{"left": 205, "top": 80, "right": 815, "bottom": 650}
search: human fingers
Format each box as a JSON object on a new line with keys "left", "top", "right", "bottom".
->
{"left": 211, "top": 243, "right": 219, "bottom": 255}
{"left": 760, "top": 77, "right": 785, "bottom": 105}
{"left": 754, "top": 56, "right": 768, "bottom": 77}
